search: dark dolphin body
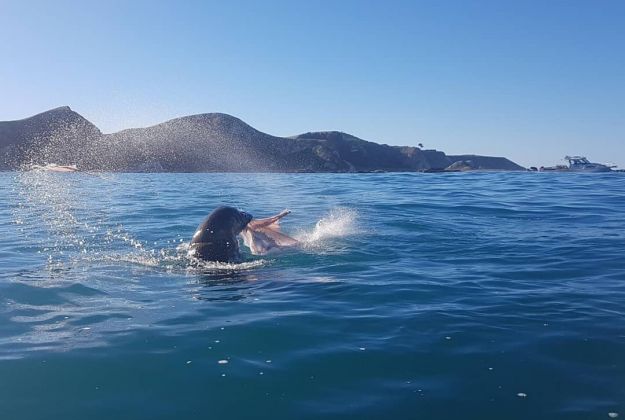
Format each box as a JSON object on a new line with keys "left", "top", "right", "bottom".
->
{"left": 189, "top": 206, "right": 253, "bottom": 262}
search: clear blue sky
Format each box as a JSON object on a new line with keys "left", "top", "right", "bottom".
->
{"left": 1, "top": 0, "right": 624, "bottom": 167}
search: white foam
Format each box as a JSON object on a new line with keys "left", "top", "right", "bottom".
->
{"left": 76, "top": 243, "right": 269, "bottom": 273}
{"left": 296, "top": 208, "right": 358, "bottom": 247}
{"left": 186, "top": 257, "right": 268, "bottom": 272}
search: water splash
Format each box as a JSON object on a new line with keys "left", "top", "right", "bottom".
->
{"left": 295, "top": 207, "right": 358, "bottom": 250}
{"left": 12, "top": 171, "right": 164, "bottom": 271}
{"left": 11, "top": 171, "right": 356, "bottom": 273}
{"left": 11, "top": 171, "right": 273, "bottom": 274}
{"left": 12, "top": 170, "right": 98, "bottom": 262}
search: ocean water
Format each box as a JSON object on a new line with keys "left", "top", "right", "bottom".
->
{"left": 1, "top": 171, "right": 624, "bottom": 419}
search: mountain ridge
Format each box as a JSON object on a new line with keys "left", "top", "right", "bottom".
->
{"left": 0, "top": 107, "right": 525, "bottom": 172}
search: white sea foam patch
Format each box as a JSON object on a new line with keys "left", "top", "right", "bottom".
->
{"left": 72, "top": 238, "right": 268, "bottom": 271}
{"left": 174, "top": 242, "right": 269, "bottom": 272}
{"left": 295, "top": 208, "right": 359, "bottom": 250}
{"left": 180, "top": 242, "right": 269, "bottom": 271}
{"left": 186, "top": 258, "right": 269, "bottom": 272}
{"left": 73, "top": 244, "right": 269, "bottom": 273}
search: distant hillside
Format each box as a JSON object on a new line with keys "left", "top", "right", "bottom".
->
{"left": 292, "top": 131, "right": 451, "bottom": 171}
{"left": 0, "top": 107, "right": 101, "bottom": 169}
{"left": 0, "top": 107, "right": 525, "bottom": 172}
{"left": 99, "top": 114, "right": 344, "bottom": 172}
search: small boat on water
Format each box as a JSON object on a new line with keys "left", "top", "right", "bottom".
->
{"left": 29, "top": 163, "right": 79, "bottom": 173}
{"left": 539, "top": 156, "right": 613, "bottom": 172}
{"left": 565, "top": 156, "right": 612, "bottom": 172}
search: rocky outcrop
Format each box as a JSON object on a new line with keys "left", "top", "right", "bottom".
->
{"left": 445, "top": 160, "right": 477, "bottom": 171}
{"left": 447, "top": 155, "right": 524, "bottom": 171}
{"left": 0, "top": 107, "right": 525, "bottom": 172}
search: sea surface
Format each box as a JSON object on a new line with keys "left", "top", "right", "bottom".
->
{"left": 1, "top": 171, "right": 624, "bottom": 419}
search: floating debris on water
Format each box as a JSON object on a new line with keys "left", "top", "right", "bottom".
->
{"left": 186, "top": 361, "right": 192, "bottom": 365}
{"left": 218, "top": 359, "right": 228, "bottom": 364}
{"left": 517, "top": 393, "right": 527, "bottom": 398}
{"left": 608, "top": 413, "right": 619, "bottom": 419}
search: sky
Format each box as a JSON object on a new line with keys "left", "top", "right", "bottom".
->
{"left": 1, "top": 0, "right": 624, "bottom": 168}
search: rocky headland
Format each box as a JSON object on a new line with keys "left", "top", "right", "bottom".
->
{"left": 0, "top": 107, "right": 524, "bottom": 172}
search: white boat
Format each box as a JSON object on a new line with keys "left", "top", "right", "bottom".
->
{"left": 540, "top": 156, "right": 613, "bottom": 172}
{"left": 29, "top": 163, "right": 79, "bottom": 173}
{"left": 565, "top": 156, "right": 612, "bottom": 172}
